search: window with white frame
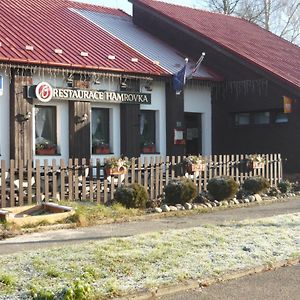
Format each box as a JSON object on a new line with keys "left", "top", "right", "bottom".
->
{"left": 92, "top": 108, "right": 110, "bottom": 154}
{"left": 35, "top": 106, "right": 57, "bottom": 155}
{"left": 140, "top": 110, "right": 156, "bottom": 153}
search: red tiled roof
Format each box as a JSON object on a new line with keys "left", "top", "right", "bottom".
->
{"left": 0, "top": 0, "right": 165, "bottom": 75}
{"left": 133, "top": 0, "right": 300, "bottom": 91}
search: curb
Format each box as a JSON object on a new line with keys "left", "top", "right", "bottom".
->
{"left": 115, "top": 257, "right": 300, "bottom": 300}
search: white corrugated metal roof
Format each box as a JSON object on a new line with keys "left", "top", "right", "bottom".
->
{"left": 72, "top": 8, "right": 215, "bottom": 80}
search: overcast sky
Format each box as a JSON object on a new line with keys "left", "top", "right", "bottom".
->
{"left": 76, "top": 0, "right": 205, "bottom": 15}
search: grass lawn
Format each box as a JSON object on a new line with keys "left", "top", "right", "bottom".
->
{"left": 0, "top": 213, "right": 299, "bottom": 299}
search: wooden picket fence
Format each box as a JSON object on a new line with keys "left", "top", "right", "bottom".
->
{"left": 0, "top": 154, "right": 282, "bottom": 208}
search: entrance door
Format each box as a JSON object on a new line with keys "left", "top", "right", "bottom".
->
{"left": 185, "top": 113, "right": 202, "bottom": 155}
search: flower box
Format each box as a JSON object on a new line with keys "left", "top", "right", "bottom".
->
{"left": 187, "top": 163, "right": 206, "bottom": 173}
{"left": 36, "top": 147, "right": 56, "bottom": 155}
{"left": 105, "top": 167, "right": 127, "bottom": 176}
{"left": 252, "top": 161, "right": 264, "bottom": 169}
{"left": 142, "top": 145, "right": 156, "bottom": 154}
{"left": 94, "top": 146, "right": 110, "bottom": 154}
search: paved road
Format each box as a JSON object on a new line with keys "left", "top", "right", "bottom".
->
{"left": 158, "top": 264, "right": 300, "bottom": 300}
{"left": 0, "top": 198, "right": 299, "bottom": 255}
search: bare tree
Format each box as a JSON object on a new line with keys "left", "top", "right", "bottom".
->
{"left": 200, "top": 0, "right": 300, "bottom": 45}
{"left": 205, "top": 0, "right": 242, "bottom": 14}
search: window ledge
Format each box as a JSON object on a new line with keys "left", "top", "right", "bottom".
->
{"left": 141, "top": 152, "right": 160, "bottom": 155}
{"left": 92, "top": 153, "right": 114, "bottom": 155}
{"left": 35, "top": 153, "right": 62, "bottom": 156}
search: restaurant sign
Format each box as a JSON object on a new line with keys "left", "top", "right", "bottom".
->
{"left": 28, "top": 82, "right": 151, "bottom": 104}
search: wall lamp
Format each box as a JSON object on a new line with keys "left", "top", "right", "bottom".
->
{"left": 16, "top": 111, "right": 32, "bottom": 123}
{"left": 75, "top": 113, "right": 88, "bottom": 124}
{"left": 144, "top": 81, "right": 153, "bottom": 91}
{"left": 120, "top": 78, "right": 127, "bottom": 89}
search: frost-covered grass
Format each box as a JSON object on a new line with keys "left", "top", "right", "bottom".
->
{"left": 0, "top": 213, "right": 299, "bottom": 299}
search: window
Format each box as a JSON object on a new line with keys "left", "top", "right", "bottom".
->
{"left": 92, "top": 108, "right": 110, "bottom": 154}
{"left": 275, "top": 111, "right": 288, "bottom": 124}
{"left": 35, "top": 106, "right": 57, "bottom": 155}
{"left": 254, "top": 112, "right": 270, "bottom": 124}
{"left": 234, "top": 113, "right": 250, "bottom": 126}
{"left": 140, "top": 110, "right": 156, "bottom": 153}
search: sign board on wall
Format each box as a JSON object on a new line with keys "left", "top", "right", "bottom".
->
{"left": 0, "top": 75, "right": 3, "bottom": 96}
{"left": 28, "top": 82, "right": 151, "bottom": 104}
{"left": 283, "top": 96, "right": 292, "bottom": 113}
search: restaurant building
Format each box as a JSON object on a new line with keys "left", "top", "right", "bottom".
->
{"left": 0, "top": 0, "right": 219, "bottom": 166}
{"left": 1, "top": 0, "right": 300, "bottom": 172}
{"left": 129, "top": 0, "right": 300, "bottom": 172}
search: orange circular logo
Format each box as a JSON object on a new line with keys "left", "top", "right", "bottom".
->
{"left": 35, "top": 82, "right": 53, "bottom": 102}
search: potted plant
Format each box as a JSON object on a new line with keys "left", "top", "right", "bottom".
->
{"left": 92, "top": 139, "right": 110, "bottom": 154}
{"left": 142, "top": 141, "right": 156, "bottom": 154}
{"left": 35, "top": 141, "right": 57, "bottom": 155}
{"left": 248, "top": 154, "right": 266, "bottom": 169}
{"left": 181, "top": 155, "right": 206, "bottom": 173}
{"left": 104, "top": 157, "right": 130, "bottom": 176}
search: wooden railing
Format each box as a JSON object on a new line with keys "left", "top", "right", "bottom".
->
{"left": 0, "top": 154, "right": 282, "bottom": 208}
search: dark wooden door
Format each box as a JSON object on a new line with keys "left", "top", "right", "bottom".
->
{"left": 185, "top": 112, "right": 202, "bottom": 155}
{"left": 69, "top": 101, "right": 91, "bottom": 159}
{"left": 120, "top": 104, "right": 140, "bottom": 158}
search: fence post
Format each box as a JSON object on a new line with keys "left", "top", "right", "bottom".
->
{"left": 274, "top": 153, "right": 278, "bottom": 187}
{"left": 278, "top": 153, "right": 282, "bottom": 182}
{"left": 52, "top": 159, "right": 58, "bottom": 201}
{"left": 9, "top": 160, "right": 15, "bottom": 207}
{"left": 155, "top": 156, "right": 160, "bottom": 199}
{"left": 144, "top": 157, "right": 149, "bottom": 193}
{"left": 44, "top": 159, "right": 49, "bottom": 202}
{"left": 60, "top": 159, "right": 65, "bottom": 201}
{"left": 74, "top": 159, "right": 79, "bottom": 201}
{"left": 1, "top": 160, "right": 6, "bottom": 208}
{"left": 270, "top": 154, "right": 274, "bottom": 187}
{"left": 159, "top": 156, "right": 164, "bottom": 197}
{"left": 81, "top": 158, "right": 87, "bottom": 201}
{"left": 150, "top": 157, "right": 154, "bottom": 200}
{"left": 137, "top": 157, "right": 142, "bottom": 185}
{"left": 35, "top": 159, "right": 41, "bottom": 204}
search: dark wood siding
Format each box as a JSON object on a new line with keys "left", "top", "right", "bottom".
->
{"left": 132, "top": 5, "right": 300, "bottom": 172}
{"left": 69, "top": 101, "right": 91, "bottom": 160}
{"left": 10, "top": 71, "right": 33, "bottom": 166}
{"left": 212, "top": 82, "right": 300, "bottom": 172}
{"left": 165, "top": 83, "right": 185, "bottom": 156}
{"left": 121, "top": 104, "right": 140, "bottom": 158}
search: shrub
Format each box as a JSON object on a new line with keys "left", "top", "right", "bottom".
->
{"left": 114, "top": 183, "right": 148, "bottom": 209}
{"left": 164, "top": 178, "right": 197, "bottom": 205}
{"left": 278, "top": 180, "right": 292, "bottom": 193}
{"left": 242, "top": 176, "right": 270, "bottom": 194}
{"left": 207, "top": 176, "right": 238, "bottom": 201}
{"left": 236, "top": 188, "right": 250, "bottom": 200}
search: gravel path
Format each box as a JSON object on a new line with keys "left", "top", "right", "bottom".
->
{"left": 0, "top": 197, "right": 299, "bottom": 255}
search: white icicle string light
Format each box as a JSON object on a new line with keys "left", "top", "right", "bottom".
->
{"left": 0, "top": 62, "right": 154, "bottom": 83}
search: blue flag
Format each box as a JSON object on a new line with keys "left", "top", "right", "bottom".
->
{"left": 172, "top": 64, "right": 187, "bottom": 95}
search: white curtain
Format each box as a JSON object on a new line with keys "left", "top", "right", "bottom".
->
{"left": 140, "top": 112, "right": 145, "bottom": 135}
{"left": 92, "top": 111, "right": 100, "bottom": 136}
{"left": 35, "top": 108, "right": 47, "bottom": 143}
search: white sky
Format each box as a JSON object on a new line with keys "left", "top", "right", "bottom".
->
{"left": 75, "top": 0, "right": 205, "bottom": 15}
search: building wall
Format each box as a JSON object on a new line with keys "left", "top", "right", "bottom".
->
{"left": 30, "top": 74, "right": 168, "bottom": 163}
{"left": 1, "top": 67, "right": 213, "bottom": 165}
{"left": 184, "top": 85, "right": 211, "bottom": 155}
{"left": 212, "top": 82, "right": 300, "bottom": 172}
{"left": 0, "top": 69, "right": 10, "bottom": 164}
